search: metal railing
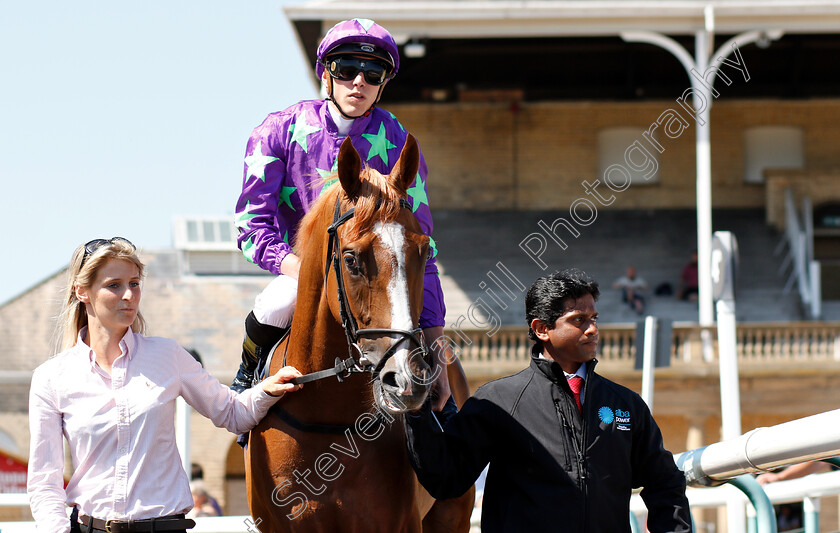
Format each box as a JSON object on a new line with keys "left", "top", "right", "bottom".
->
{"left": 777, "top": 188, "right": 822, "bottom": 319}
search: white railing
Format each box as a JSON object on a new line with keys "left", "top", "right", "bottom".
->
{"left": 5, "top": 472, "right": 840, "bottom": 532}
{"left": 778, "top": 187, "right": 822, "bottom": 319}
{"left": 630, "top": 470, "right": 840, "bottom": 530}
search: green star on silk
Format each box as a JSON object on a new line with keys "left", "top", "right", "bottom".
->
{"left": 320, "top": 177, "right": 338, "bottom": 195}
{"left": 316, "top": 158, "right": 339, "bottom": 195}
{"left": 244, "top": 141, "right": 278, "bottom": 182}
{"left": 362, "top": 123, "right": 396, "bottom": 166}
{"left": 283, "top": 230, "right": 289, "bottom": 244}
{"left": 278, "top": 186, "right": 297, "bottom": 211}
{"left": 430, "top": 237, "right": 438, "bottom": 258}
{"left": 406, "top": 173, "right": 428, "bottom": 213}
{"left": 288, "top": 114, "right": 322, "bottom": 153}
{"left": 234, "top": 202, "right": 258, "bottom": 231}
{"left": 241, "top": 236, "right": 257, "bottom": 264}
{"left": 387, "top": 112, "right": 405, "bottom": 132}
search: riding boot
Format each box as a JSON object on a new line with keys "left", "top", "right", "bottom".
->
{"left": 230, "top": 311, "right": 289, "bottom": 394}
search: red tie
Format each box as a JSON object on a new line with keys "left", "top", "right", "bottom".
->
{"left": 567, "top": 375, "right": 583, "bottom": 413}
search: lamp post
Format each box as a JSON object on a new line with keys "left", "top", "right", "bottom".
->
{"left": 622, "top": 12, "right": 783, "bottom": 532}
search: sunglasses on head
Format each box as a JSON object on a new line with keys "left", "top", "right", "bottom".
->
{"left": 325, "top": 56, "right": 393, "bottom": 86}
{"left": 81, "top": 237, "right": 135, "bottom": 267}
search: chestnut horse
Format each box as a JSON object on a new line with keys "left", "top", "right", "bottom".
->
{"left": 245, "top": 136, "right": 473, "bottom": 532}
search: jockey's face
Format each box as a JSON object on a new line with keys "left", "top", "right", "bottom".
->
{"left": 323, "top": 56, "right": 385, "bottom": 118}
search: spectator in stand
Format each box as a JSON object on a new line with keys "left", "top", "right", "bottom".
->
{"left": 189, "top": 464, "right": 223, "bottom": 517}
{"left": 613, "top": 266, "right": 648, "bottom": 315}
{"left": 677, "top": 251, "right": 699, "bottom": 301}
{"left": 187, "top": 481, "right": 221, "bottom": 519}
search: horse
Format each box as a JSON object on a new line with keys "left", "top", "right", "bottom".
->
{"left": 245, "top": 135, "right": 474, "bottom": 532}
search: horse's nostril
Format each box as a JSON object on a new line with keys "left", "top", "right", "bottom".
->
{"left": 381, "top": 371, "right": 399, "bottom": 390}
{"left": 381, "top": 371, "right": 412, "bottom": 395}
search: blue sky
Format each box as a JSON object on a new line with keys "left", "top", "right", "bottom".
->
{"left": 0, "top": 1, "right": 317, "bottom": 304}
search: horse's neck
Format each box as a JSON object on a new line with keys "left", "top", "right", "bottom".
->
{"left": 285, "top": 289, "right": 346, "bottom": 373}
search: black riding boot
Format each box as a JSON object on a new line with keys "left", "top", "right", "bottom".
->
{"left": 230, "top": 311, "right": 289, "bottom": 394}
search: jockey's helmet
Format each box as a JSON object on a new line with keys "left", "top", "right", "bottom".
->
{"left": 316, "top": 18, "right": 399, "bottom": 79}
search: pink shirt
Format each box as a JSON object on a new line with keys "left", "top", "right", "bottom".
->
{"left": 28, "top": 329, "right": 279, "bottom": 532}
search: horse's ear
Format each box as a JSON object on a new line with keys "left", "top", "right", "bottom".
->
{"left": 337, "top": 137, "right": 362, "bottom": 199}
{"left": 391, "top": 134, "right": 420, "bottom": 193}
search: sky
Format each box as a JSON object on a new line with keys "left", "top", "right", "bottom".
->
{"left": 0, "top": 0, "right": 318, "bottom": 305}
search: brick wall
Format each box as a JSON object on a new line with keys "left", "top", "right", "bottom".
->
{"left": 390, "top": 98, "right": 840, "bottom": 212}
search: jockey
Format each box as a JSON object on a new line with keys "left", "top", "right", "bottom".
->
{"left": 232, "top": 18, "right": 455, "bottom": 414}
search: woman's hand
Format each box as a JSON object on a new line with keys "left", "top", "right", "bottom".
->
{"left": 261, "top": 366, "right": 304, "bottom": 397}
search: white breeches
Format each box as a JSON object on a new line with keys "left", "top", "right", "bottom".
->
{"left": 253, "top": 275, "right": 298, "bottom": 328}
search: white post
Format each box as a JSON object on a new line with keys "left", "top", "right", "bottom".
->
{"left": 712, "top": 230, "right": 744, "bottom": 533}
{"left": 619, "top": 26, "right": 782, "bottom": 330}
{"left": 718, "top": 297, "right": 744, "bottom": 533}
{"left": 810, "top": 260, "right": 822, "bottom": 320}
{"left": 641, "top": 316, "right": 657, "bottom": 411}
{"left": 176, "top": 397, "right": 191, "bottom": 476}
{"left": 803, "top": 496, "right": 820, "bottom": 533}
{"left": 695, "top": 28, "right": 715, "bottom": 330}
{"left": 716, "top": 298, "right": 741, "bottom": 440}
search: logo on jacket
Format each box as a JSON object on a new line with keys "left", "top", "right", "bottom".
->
{"left": 614, "top": 408, "right": 631, "bottom": 431}
{"left": 598, "top": 406, "right": 614, "bottom": 424}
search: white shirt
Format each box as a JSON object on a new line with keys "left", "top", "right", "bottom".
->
{"left": 327, "top": 101, "right": 355, "bottom": 136}
{"left": 27, "top": 328, "right": 280, "bottom": 532}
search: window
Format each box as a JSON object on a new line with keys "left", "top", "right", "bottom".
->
{"left": 744, "top": 126, "right": 804, "bottom": 184}
{"left": 172, "top": 216, "right": 268, "bottom": 275}
{"left": 598, "top": 127, "right": 660, "bottom": 186}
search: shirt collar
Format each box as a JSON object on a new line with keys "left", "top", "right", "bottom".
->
{"left": 326, "top": 100, "right": 356, "bottom": 136}
{"left": 531, "top": 344, "right": 590, "bottom": 381}
{"left": 77, "top": 326, "right": 136, "bottom": 370}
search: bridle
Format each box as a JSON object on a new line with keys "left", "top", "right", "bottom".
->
{"left": 286, "top": 195, "right": 429, "bottom": 386}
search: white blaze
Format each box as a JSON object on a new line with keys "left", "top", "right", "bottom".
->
{"left": 372, "top": 221, "right": 412, "bottom": 332}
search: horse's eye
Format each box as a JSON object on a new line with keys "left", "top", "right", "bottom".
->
{"left": 343, "top": 253, "right": 360, "bottom": 273}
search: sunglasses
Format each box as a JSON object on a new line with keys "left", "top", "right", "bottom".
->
{"left": 325, "top": 56, "right": 393, "bottom": 86}
{"left": 81, "top": 237, "right": 135, "bottom": 267}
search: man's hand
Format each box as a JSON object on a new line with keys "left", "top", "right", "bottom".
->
{"left": 424, "top": 326, "right": 452, "bottom": 411}
{"left": 261, "top": 365, "right": 304, "bottom": 397}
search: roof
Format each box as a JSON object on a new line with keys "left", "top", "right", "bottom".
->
{"left": 283, "top": 1, "right": 840, "bottom": 103}
{"left": 285, "top": 0, "right": 840, "bottom": 37}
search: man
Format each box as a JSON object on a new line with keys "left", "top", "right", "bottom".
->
{"left": 405, "top": 269, "right": 691, "bottom": 532}
{"left": 613, "top": 265, "right": 648, "bottom": 314}
{"left": 231, "top": 18, "right": 455, "bottom": 411}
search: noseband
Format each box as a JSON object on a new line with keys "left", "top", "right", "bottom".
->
{"left": 288, "top": 196, "right": 428, "bottom": 385}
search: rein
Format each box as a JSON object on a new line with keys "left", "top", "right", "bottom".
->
{"left": 286, "top": 195, "right": 428, "bottom": 386}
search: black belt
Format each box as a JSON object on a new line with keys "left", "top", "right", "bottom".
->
{"left": 79, "top": 514, "right": 195, "bottom": 533}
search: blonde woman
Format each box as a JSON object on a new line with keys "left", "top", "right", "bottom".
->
{"left": 27, "top": 237, "right": 302, "bottom": 533}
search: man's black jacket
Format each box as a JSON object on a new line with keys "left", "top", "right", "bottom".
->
{"left": 405, "top": 354, "right": 691, "bottom": 532}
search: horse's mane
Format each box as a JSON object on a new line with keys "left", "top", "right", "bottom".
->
{"left": 294, "top": 167, "right": 407, "bottom": 262}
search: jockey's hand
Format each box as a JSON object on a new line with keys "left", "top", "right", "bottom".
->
{"left": 424, "top": 326, "right": 452, "bottom": 412}
{"left": 261, "top": 366, "right": 304, "bottom": 397}
{"left": 280, "top": 253, "right": 301, "bottom": 280}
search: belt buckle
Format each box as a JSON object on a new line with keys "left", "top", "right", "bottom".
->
{"left": 104, "top": 519, "right": 115, "bottom": 533}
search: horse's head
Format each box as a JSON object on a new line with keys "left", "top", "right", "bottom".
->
{"left": 326, "top": 135, "right": 432, "bottom": 413}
